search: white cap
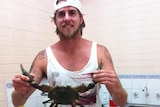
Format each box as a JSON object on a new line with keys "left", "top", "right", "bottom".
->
{"left": 53, "top": 0, "right": 83, "bottom": 14}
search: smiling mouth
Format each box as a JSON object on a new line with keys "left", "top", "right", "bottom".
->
{"left": 63, "top": 25, "right": 74, "bottom": 31}
{"left": 63, "top": 25, "right": 73, "bottom": 28}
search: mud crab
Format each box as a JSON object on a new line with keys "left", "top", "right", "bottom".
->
{"left": 20, "top": 61, "right": 102, "bottom": 107}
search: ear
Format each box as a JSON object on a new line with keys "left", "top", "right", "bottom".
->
{"left": 80, "top": 16, "right": 85, "bottom": 27}
{"left": 80, "top": 17, "right": 84, "bottom": 25}
{"left": 53, "top": 17, "right": 57, "bottom": 26}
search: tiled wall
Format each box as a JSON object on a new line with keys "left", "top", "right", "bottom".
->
{"left": 119, "top": 74, "right": 160, "bottom": 105}
{"left": 1, "top": 0, "right": 160, "bottom": 106}
{"left": 82, "top": 0, "right": 160, "bottom": 74}
{"left": 99, "top": 74, "right": 160, "bottom": 106}
{"left": 82, "top": 0, "right": 160, "bottom": 105}
{"left": 0, "top": 0, "right": 55, "bottom": 106}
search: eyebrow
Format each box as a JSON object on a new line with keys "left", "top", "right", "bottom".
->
{"left": 56, "top": 9, "right": 77, "bottom": 16}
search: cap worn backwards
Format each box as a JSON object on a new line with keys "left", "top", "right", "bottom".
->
{"left": 53, "top": 0, "right": 83, "bottom": 14}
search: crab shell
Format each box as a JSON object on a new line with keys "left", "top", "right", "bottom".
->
{"left": 48, "top": 86, "right": 79, "bottom": 105}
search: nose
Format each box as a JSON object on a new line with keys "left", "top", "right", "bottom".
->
{"left": 64, "top": 12, "right": 71, "bottom": 21}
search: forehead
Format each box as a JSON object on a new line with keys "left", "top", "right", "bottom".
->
{"left": 56, "top": 6, "right": 78, "bottom": 13}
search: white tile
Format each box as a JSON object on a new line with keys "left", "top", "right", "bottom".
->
{"left": 146, "top": 89, "right": 160, "bottom": 105}
{"left": 29, "top": 90, "right": 37, "bottom": 98}
{"left": 5, "top": 82, "right": 14, "bottom": 103}
{"left": 99, "top": 84, "right": 109, "bottom": 105}
{"left": 120, "top": 78, "right": 132, "bottom": 89}
{"left": 147, "top": 78, "right": 160, "bottom": 89}
{"left": 7, "top": 102, "right": 14, "bottom": 107}
{"left": 36, "top": 89, "right": 43, "bottom": 97}
{"left": 37, "top": 96, "right": 48, "bottom": 107}
{"left": 132, "top": 77, "right": 147, "bottom": 89}
{"left": 25, "top": 98, "right": 37, "bottom": 107}
{"left": 126, "top": 89, "right": 132, "bottom": 103}
{"left": 131, "top": 89, "right": 147, "bottom": 104}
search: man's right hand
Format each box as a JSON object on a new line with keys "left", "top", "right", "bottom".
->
{"left": 12, "top": 74, "right": 32, "bottom": 94}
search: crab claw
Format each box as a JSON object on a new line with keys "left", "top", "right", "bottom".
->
{"left": 20, "top": 64, "right": 38, "bottom": 88}
{"left": 20, "top": 64, "right": 52, "bottom": 93}
{"left": 97, "top": 60, "right": 103, "bottom": 70}
{"left": 20, "top": 64, "right": 42, "bottom": 89}
{"left": 20, "top": 64, "right": 34, "bottom": 83}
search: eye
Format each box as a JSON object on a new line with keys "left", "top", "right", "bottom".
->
{"left": 57, "top": 11, "right": 65, "bottom": 18}
{"left": 68, "top": 10, "right": 76, "bottom": 16}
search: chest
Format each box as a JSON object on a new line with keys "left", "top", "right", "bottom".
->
{"left": 56, "top": 51, "right": 90, "bottom": 71}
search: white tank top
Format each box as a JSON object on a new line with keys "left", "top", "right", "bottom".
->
{"left": 46, "top": 42, "right": 101, "bottom": 107}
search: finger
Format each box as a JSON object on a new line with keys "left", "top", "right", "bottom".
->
{"left": 12, "top": 80, "right": 31, "bottom": 94}
{"left": 93, "top": 71, "right": 117, "bottom": 85}
{"left": 29, "top": 73, "right": 35, "bottom": 79}
{"left": 15, "top": 74, "right": 30, "bottom": 81}
{"left": 13, "top": 75, "right": 30, "bottom": 87}
{"left": 98, "top": 71, "right": 117, "bottom": 79}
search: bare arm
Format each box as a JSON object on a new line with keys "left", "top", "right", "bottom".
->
{"left": 93, "top": 45, "right": 127, "bottom": 107}
{"left": 12, "top": 50, "right": 47, "bottom": 107}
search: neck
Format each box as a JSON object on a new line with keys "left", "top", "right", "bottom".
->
{"left": 57, "top": 29, "right": 82, "bottom": 46}
{"left": 57, "top": 35, "right": 84, "bottom": 54}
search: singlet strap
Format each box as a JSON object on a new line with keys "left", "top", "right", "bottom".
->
{"left": 46, "top": 47, "right": 54, "bottom": 60}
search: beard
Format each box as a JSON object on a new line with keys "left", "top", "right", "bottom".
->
{"left": 57, "top": 25, "right": 81, "bottom": 39}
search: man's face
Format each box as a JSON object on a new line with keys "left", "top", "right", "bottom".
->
{"left": 54, "top": 6, "right": 83, "bottom": 39}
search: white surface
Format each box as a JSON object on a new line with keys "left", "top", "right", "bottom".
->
{"left": 5, "top": 82, "right": 48, "bottom": 107}
{"left": 99, "top": 84, "right": 109, "bottom": 105}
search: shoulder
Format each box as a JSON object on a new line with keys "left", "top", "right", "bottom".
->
{"left": 37, "top": 49, "right": 47, "bottom": 59}
{"left": 32, "top": 49, "right": 48, "bottom": 73}
{"left": 96, "top": 44, "right": 113, "bottom": 63}
{"left": 97, "top": 44, "right": 110, "bottom": 54}
{"left": 96, "top": 44, "right": 115, "bottom": 70}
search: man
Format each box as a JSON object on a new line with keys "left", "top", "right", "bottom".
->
{"left": 12, "top": 0, "right": 127, "bottom": 107}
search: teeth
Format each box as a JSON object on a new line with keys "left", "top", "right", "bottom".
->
{"left": 66, "top": 25, "right": 71, "bottom": 27}
{"left": 64, "top": 25, "right": 72, "bottom": 28}
{"left": 66, "top": 26, "right": 71, "bottom": 27}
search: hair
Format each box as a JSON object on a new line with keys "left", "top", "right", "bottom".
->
{"left": 52, "top": 9, "right": 85, "bottom": 35}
